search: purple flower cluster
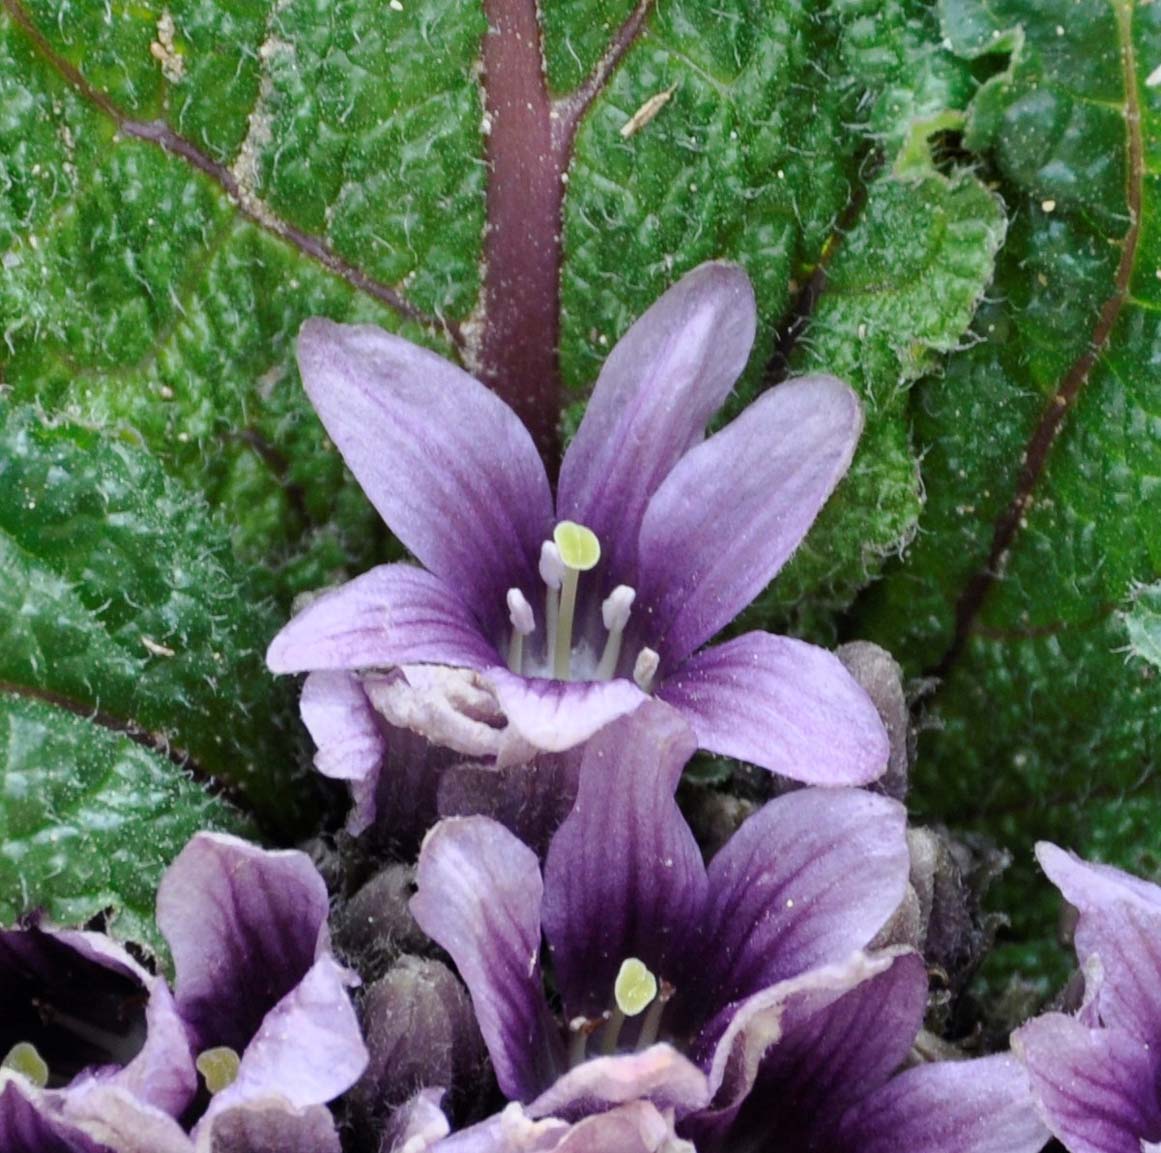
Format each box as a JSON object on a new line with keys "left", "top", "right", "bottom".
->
{"left": 13, "top": 262, "right": 1149, "bottom": 1153}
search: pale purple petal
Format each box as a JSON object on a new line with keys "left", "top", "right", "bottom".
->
{"left": 840, "top": 1055, "right": 1049, "bottom": 1153}
{"left": 692, "top": 788, "right": 908, "bottom": 1010}
{"left": 1014, "top": 1013, "right": 1161, "bottom": 1153}
{"left": 0, "top": 928, "right": 195, "bottom": 1116}
{"left": 200, "top": 955, "right": 367, "bottom": 1131}
{"left": 207, "top": 1103, "right": 342, "bottom": 1153}
{"left": 526, "top": 1046, "right": 711, "bottom": 1122}
{"left": 1038, "top": 843, "right": 1161, "bottom": 1044}
{"left": 296, "top": 319, "right": 553, "bottom": 633}
{"left": 266, "top": 565, "right": 497, "bottom": 675}
{"left": 557, "top": 262, "right": 756, "bottom": 586}
{"left": 53, "top": 1082, "right": 193, "bottom": 1153}
{"left": 432, "top": 1103, "right": 569, "bottom": 1153}
{"left": 657, "top": 633, "right": 889, "bottom": 785}
{"left": 411, "top": 818, "right": 564, "bottom": 1101}
{"left": 485, "top": 669, "right": 647, "bottom": 754}
{"left": 636, "top": 375, "right": 863, "bottom": 662}
{"left": 384, "top": 1088, "right": 450, "bottom": 1153}
{"left": 541, "top": 704, "right": 707, "bottom": 1018}
{"left": 157, "top": 834, "right": 330, "bottom": 1054}
{"left": 0, "top": 1080, "right": 109, "bottom": 1153}
{"left": 552, "top": 1101, "right": 690, "bottom": 1153}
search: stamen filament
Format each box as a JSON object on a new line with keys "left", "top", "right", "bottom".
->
{"left": 508, "top": 631, "right": 524, "bottom": 675}
{"left": 506, "top": 588, "right": 535, "bottom": 675}
{"left": 539, "top": 542, "right": 565, "bottom": 672}
{"left": 596, "top": 586, "right": 635, "bottom": 681}
{"left": 636, "top": 980, "right": 674, "bottom": 1050}
{"left": 633, "top": 647, "right": 660, "bottom": 693}
{"left": 600, "top": 1007, "right": 625, "bottom": 1055}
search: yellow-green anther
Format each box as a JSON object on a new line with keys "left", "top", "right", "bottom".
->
{"left": 614, "top": 957, "right": 659, "bottom": 1017}
{"left": 553, "top": 521, "right": 601, "bottom": 572}
{"left": 2, "top": 1042, "right": 48, "bottom": 1088}
{"left": 197, "top": 1046, "right": 241, "bottom": 1095}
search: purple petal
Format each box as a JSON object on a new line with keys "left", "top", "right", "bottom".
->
{"left": 0, "top": 1081, "right": 109, "bottom": 1153}
{"left": 527, "top": 1046, "right": 711, "bottom": 1122}
{"left": 840, "top": 1055, "right": 1049, "bottom": 1153}
{"left": 541, "top": 704, "right": 707, "bottom": 1019}
{"left": 411, "top": 818, "right": 564, "bottom": 1101}
{"left": 636, "top": 375, "right": 863, "bottom": 662}
{"left": 296, "top": 319, "right": 553, "bottom": 634}
{"left": 383, "top": 1088, "right": 450, "bottom": 1152}
{"left": 0, "top": 928, "right": 195, "bottom": 1117}
{"left": 433, "top": 1103, "right": 569, "bottom": 1153}
{"left": 157, "top": 833, "right": 330, "bottom": 1054}
{"left": 206, "top": 1103, "right": 342, "bottom": 1153}
{"left": 53, "top": 1082, "right": 194, "bottom": 1153}
{"left": 1038, "top": 844, "right": 1161, "bottom": 1044}
{"left": 552, "top": 1101, "right": 688, "bottom": 1153}
{"left": 693, "top": 949, "right": 922, "bottom": 1143}
{"left": 692, "top": 788, "right": 908, "bottom": 1011}
{"left": 557, "top": 262, "right": 756, "bottom": 586}
{"left": 658, "top": 632, "right": 889, "bottom": 785}
{"left": 1014, "top": 1013, "right": 1161, "bottom": 1153}
{"left": 485, "top": 669, "right": 647, "bottom": 754}
{"left": 199, "top": 954, "right": 366, "bottom": 1132}
{"left": 267, "top": 565, "right": 497, "bottom": 675}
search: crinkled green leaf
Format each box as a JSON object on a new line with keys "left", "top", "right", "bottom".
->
{"left": 0, "top": 692, "right": 251, "bottom": 953}
{"left": 860, "top": 0, "right": 1161, "bottom": 974}
{"left": 0, "top": 402, "right": 304, "bottom": 824}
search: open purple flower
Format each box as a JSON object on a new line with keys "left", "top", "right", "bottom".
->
{"left": 409, "top": 703, "right": 910, "bottom": 1132}
{"left": 1013, "top": 844, "right": 1161, "bottom": 1153}
{"left": 268, "top": 262, "right": 888, "bottom": 786}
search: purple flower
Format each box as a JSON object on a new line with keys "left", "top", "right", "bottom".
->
{"left": 407, "top": 704, "right": 905, "bottom": 1133}
{"left": 1013, "top": 844, "right": 1161, "bottom": 1153}
{"left": 267, "top": 262, "right": 888, "bottom": 786}
{"left": 0, "top": 834, "right": 367, "bottom": 1153}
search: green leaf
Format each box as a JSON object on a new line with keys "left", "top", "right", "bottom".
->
{"left": 0, "top": 692, "right": 251, "bottom": 952}
{"left": 0, "top": 402, "right": 305, "bottom": 824}
{"left": 859, "top": 0, "right": 1161, "bottom": 964}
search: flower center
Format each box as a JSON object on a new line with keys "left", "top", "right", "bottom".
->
{"left": 505, "top": 521, "right": 660, "bottom": 687}
{"left": 567, "top": 957, "right": 674, "bottom": 1067}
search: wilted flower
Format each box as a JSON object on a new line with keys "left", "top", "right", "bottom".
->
{"left": 268, "top": 262, "right": 887, "bottom": 786}
{"left": 1013, "top": 844, "right": 1161, "bottom": 1153}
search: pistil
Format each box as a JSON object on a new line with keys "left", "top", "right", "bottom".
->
{"left": 550, "top": 521, "right": 601, "bottom": 681}
{"left": 196, "top": 1046, "right": 241, "bottom": 1095}
{"left": 2, "top": 1041, "right": 48, "bottom": 1087}
{"left": 602, "top": 957, "right": 658, "bottom": 1055}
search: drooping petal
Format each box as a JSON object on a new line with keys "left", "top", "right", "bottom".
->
{"left": 1037, "top": 843, "right": 1161, "bottom": 1043}
{"left": 198, "top": 955, "right": 366, "bottom": 1134}
{"left": 690, "top": 950, "right": 922, "bottom": 1146}
{"left": 657, "top": 633, "right": 889, "bottom": 785}
{"left": 432, "top": 1102, "right": 569, "bottom": 1153}
{"left": 411, "top": 818, "right": 564, "bottom": 1102}
{"left": 53, "top": 1082, "right": 194, "bottom": 1153}
{"left": 1014, "top": 1013, "right": 1161, "bottom": 1153}
{"left": 267, "top": 565, "right": 497, "bottom": 675}
{"left": 839, "top": 1054, "right": 1049, "bottom": 1153}
{"left": 691, "top": 788, "right": 908, "bottom": 1012}
{"left": 557, "top": 262, "right": 756, "bottom": 586}
{"left": 296, "top": 320, "right": 553, "bottom": 633}
{"left": 541, "top": 704, "right": 707, "bottom": 1018}
{"left": 485, "top": 668, "right": 647, "bottom": 754}
{"left": 157, "top": 834, "right": 331, "bottom": 1055}
{"left": 527, "top": 1046, "right": 711, "bottom": 1123}
{"left": 205, "top": 1103, "right": 342, "bottom": 1153}
{"left": 0, "top": 928, "right": 195, "bottom": 1116}
{"left": 636, "top": 375, "right": 863, "bottom": 663}
{"left": 0, "top": 1080, "right": 109, "bottom": 1153}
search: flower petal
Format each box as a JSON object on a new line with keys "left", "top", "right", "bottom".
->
{"left": 157, "top": 834, "right": 331, "bottom": 1054}
{"left": 1038, "top": 844, "right": 1161, "bottom": 1044}
{"left": 839, "top": 1054, "right": 1049, "bottom": 1153}
{"left": 0, "top": 1080, "right": 109, "bottom": 1153}
{"left": 1014, "top": 1013, "right": 1161, "bottom": 1153}
{"left": 527, "top": 1045, "right": 711, "bottom": 1122}
{"left": 54, "top": 1082, "right": 193, "bottom": 1153}
{"left": 541, "top": 704, "right": 707, "bottom": 1019}
{"left": 657, "top": 632, "right": 889, "bottom": 784}
{"left": 383, "top": 1088, "right": 450, "bottom": 1153}
{"left": 411, "top": 818, "right": 564, "bottom": 1101}
{"left": 691, "top": 787, "right": 908, "bottom": 1010}
{"left": 553, "top": 1101, "right": 692, "bottom": 1153}
{"left": 557, "top": 262, "right": 756, "bottom": 586}
{"left": 485, "top": 669, "right": 647, "bottom": 754}
{"left": 636, "top": 375, "right": 863, "bottom": 662}
{"left": 200, "top": 955, "right": 367, "bottom": 1132}
{"left": 267, "top": 565, "right": 497, "bottom": 675}
{"left": 430, "top": 1102, "right": 568, "bottom": 1153}
{"left": 205, "top": 1102, "right": 342, "bottom": 1153}
{"left": 297, "top": 319, "right": 553, "bottom": 633}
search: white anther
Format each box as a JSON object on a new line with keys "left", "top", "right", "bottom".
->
{"left": 539, "top": 541, "right": 565, "bottom": 590}
{"left": 633, "top": 647, "right": 660, "bottom": 693}
{"left": 601, "top": 585, "right": 636, "bottom": 634}
{"left": 506, "top": 588, "right": 535, "bottom": 635}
